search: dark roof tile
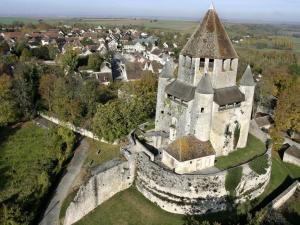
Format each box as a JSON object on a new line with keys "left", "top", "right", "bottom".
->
{"left": 214, "top": 86, "right": 245, "bottom": 106}
{"left": 181, "top": 8, "right": 238, "bottom": 59}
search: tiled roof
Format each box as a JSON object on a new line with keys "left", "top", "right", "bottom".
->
{"left": 166, "top": 135, "right": 215, "bottom": 161}
{"left": 214, "top": 86, "right": 245, "bottom": 106}
{"left": 165, "top": 80, "right": 196, "bottom": 102}
{"left": 181, "top": 8, "right": 238, "bottom": 59}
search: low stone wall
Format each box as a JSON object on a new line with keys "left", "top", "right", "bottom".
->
{"left": 38, "top": 113, "right": 117, "bottom": 144}
{"left": 64, "top": 158, "right": 135, "bottom": 225}
{"left": 136, "top": 148, "right": 271, "bottom": 215}
{"left": 283, "top": 152, "right": 300, "bottom": 167}
{"left": 249, "top": 119, "right": 269, "bottom": 143}
{"left": 271, "top": 181, "right": 299, "bottom": 209}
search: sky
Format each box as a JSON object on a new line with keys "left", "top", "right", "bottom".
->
{"left": 1, "top": 0, "right": 300, "bottom": 23}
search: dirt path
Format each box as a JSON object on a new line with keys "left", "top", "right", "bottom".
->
{"left": 39, "top": 138, "right": 89, "bottom": 225}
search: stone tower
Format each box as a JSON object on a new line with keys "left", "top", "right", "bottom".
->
{"left": 179, "top": 4, "right": 238, "bottom": 89}
{"left": 154, "top": 5, "right": 255, "bottom": 158}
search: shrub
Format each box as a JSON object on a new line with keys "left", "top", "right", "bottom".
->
{"left": 225, "top": 167, "right": 243, "bottom": 197}
{"left": 249, "top": 154, "right": 269, "bottom": 175}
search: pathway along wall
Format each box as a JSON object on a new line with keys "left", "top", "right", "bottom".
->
{"left": 64, "top": 159, "right": 135, "bottom": 225}
{"left": 136, "top": 149, "right": 271, "bottom": 215}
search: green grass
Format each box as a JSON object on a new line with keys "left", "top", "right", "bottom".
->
{"left": 249, "top": 154, "right": 269, "bottom": 175}
{"left": 0, "top": 122, "right": 53, "bottom": 202}
{"left": 215, "top": 134, "right": 266, "bottom": 170}
{"left": 84, "top": 139, "right": 121, "bottom": 168}
{"left": 74, "top": 187, "right": 184, "bottom": 225}
{"left": 60, "top": 191, "right": 77, "bottom": 220}
{"left": 225, "top": 167, "right": 243, "bottom": 196}
{"left": 252, "top": 152, "right": 300, "bottom": 209}
{"left": 280, "top": 193, "right": 300, "bottom": 225}
{"left": 0, "top": 121, "right": 62, "bottom": 223}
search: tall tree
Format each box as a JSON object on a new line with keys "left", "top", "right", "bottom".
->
{"left": 39, "top": 74, "right": 57, "bottom": 111}
{"left": 58, "top": 46, "right": 79, "bottom": 75}
{"left": 52, "top": 77, "right": 82, "bottom": 125}
{"left": 88, "top": 53, "right": 103, "bottom": 71}
{"left": 13, "top": 64, "right": 40, "bottom": 120}
{"left": 0, "top": 74, "right": 17, "bottom": 126}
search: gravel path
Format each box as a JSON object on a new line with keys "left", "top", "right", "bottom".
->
{"left": 39, "top": 138, "right": 89, "bottom": 225}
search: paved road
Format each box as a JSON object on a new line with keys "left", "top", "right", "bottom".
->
{"left": 39, "top": 138, "right": 89, "bottom": 225}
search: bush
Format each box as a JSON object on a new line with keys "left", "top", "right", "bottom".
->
{"left": 225, "top": 167, "right": 243, "bottom": 196}
{"left": 249, "top": 154, "right": 269, "bottom": 175}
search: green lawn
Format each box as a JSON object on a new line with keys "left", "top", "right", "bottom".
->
{"left": 74, "top": 187, "right": 184, "bottom": 225}
{"left": 0, "top": 122, "right": 52, "bottom": 201}
{"left": 215, "top": 134, "right": 266, "bottom": 170}
{"left": 254, "top": 152, "right": 300, "bottom": 207}
{"left": 0, "top": 122, "right": 60, "bottom": 223}
{"left": 84, "top": 139, "right": 121, "bottom": 168}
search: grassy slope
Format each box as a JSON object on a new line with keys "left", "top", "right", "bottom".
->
{"left": 252, "top": 152, "right": 300, "bottom": 212}
{"left": 0, "top": 122, "right": 52, "bottom": 202}
{"left": 74, "top": 187, "right": 184, "bottom": 225}
{"left": 215, "top": 134, "right": 265, "bottom": 170}
{"left": 84, "top": 138, "right": 121, "bottom": 167}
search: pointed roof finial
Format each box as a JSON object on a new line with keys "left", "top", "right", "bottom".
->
{"left": 209, "top": 1, "right": 215, "bottom": 10}
{"left": 196, "top": 73, "right": 214, "bottom": 94}
{"left": 240, "top": 65, "right": 256, "bottom": 86}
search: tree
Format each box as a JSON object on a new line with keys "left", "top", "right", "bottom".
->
{"left": 39, "top": 74, "right": 57, "bottom": 111}
{"left": 20, "top": 48, "right": 32, "bottom": 62}
{"left": 92, "top": 73, "right": 157, "bottom": 142}
{"left": 0, "top": 74, "right": 17, "bottom": 126}
{"left": 14, "top": 40, "right": 27, "bottom": 56}
{"left": 31, "top": 46, "right": 50, "bottom": 60}
{"left": 58, "top": 46, "right": 79, "bottom": 75}
{"left": 48, "top": 44, "right": 59, "bottom": 60}
{"left": 13, "top": 64, "right": 40, "bottom": 120}
{"left": 88, "top": 53, "right": 103, "bottom": 71}
{"left": 274, "top": 77, "right": 300, "bottom": 133}
{"left": 184, "top": 217, "right": 221, "bottom": 225}
{"left": 0, "top": 41, "right": 10, "bottom": 55}
{"left": 52, "top": 77, "right": 83, "bottom": 125}
{"left": 79, "top": 78, "right": 100, "bottom": 119}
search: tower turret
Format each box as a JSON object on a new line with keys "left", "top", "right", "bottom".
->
{"left": 193, "top": 74, "right": 214, "bottom": 141}
{"left": 155, "top": 58, "right": 175, "bottom": 132}
{"left": 238, "top": 65, "right": 256, "bottom": 148}
{"left": 178, "top": 6, "right": 238, "bottom": 89}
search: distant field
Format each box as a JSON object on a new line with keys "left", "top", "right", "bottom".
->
{"left": 0, "top": 17, "right": 198, "bottom": 32}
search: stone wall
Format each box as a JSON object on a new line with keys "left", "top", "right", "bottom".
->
{"left": 38, "top": 113, "right": 117, "bottom": 144}
{"left": 283, "top": 152, "right": 300, "bottom": 167}
{"left": 136, "top": 148, "right": 271, "bottom": 215}
{"left": 271, "top": 181, "right": 299, "bottom": 209}
{"left": 64, "top": 159, "right": 135, "bottom": 225}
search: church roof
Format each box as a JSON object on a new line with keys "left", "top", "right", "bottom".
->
{"left": 196, "top": 73, "right": 214, "bottom": 94}
{"left": 214, "top": 86, "right": 245, "bottom": 106}
{"left": 240, "top": 65, "right": 256, "bottom": 86}
{"left": 165, "top": 135, "right": 215, "bottom": 162}
{"left": 181, "top": 7, "right": 238, "bottom": 59}
{"left": 160, "top": 58, "right": 174, "bottom": 78}
{"left": 165, "top": 80, "right": 196, "bottom": 102}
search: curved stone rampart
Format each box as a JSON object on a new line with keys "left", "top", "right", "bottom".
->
{"left": 136, "top": 147, "right": 271, "bottom": 214}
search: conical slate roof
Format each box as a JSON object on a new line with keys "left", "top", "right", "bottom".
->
{"left": 160, "top": 58, "right": 174, "bottom": 78}
{"left": 240, "top": 65, "right": 255, "bottom": 86}
{"left": 196, "top": 73, "right": 214, "bottom": 94}
{"left": 181, "top": 7, "right": 238, "bottom": 59}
